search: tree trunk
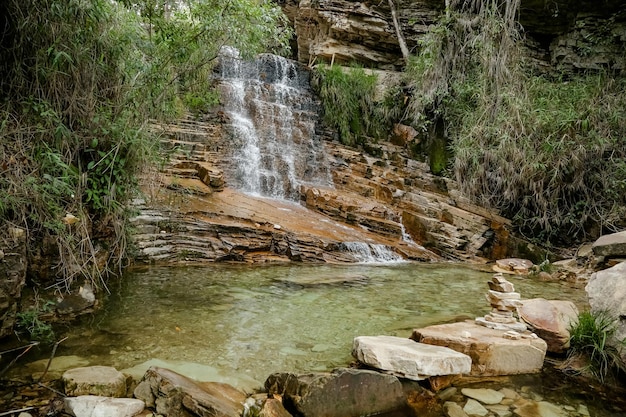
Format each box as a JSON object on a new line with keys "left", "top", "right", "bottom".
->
{"left": 388, "top": 0, "right": 410, "bottom": 61}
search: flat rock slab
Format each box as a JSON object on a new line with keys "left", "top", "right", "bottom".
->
{"left": 64, "top": 396, "right": 144, "bottom": 417}
{"left": 461, "top": 388, "right": 504, "bottom": 405}
{"left": 265, "top": 368, "right": 406, "bottom": 417}
{"left": 63, "top": 366, "right": 127, "bottom": 398}
{"left": 352, "top": 335, "right": 471, "bottom": 380}
{"left": 411, "top": 321, "right": 547, "bottom": 376}
{"left": 592, "top": 231, "right": 626, "bottom": 257}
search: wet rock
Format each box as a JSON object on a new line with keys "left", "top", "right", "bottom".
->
{"left": 585, "top": 261, "right": 626, "bottom": 363}
{"left": 463, "top": 398, "right": 488, "bottom": 416}
{"left": 518, "top": 298, "right": 579, "bottom": 353}
{"left": 134, "top": 366, "right": 246, "bottom": 417}
{"left": 264, "top": 368, "right": 405, "bottom": 417}
{"left": 460, "top": 388, "right": 504, "bottom": 405}
{"left": 411, "top": 321, "right": 547, "bottom": 376}
{"left": 352, "top": 335, "right": 471, "bottom": 380}
{"left": 64, "top": 396, "right": 144, "bottom": 417}
{"left": 63, "top": 366, "right": 127, "bottom": 398}
{"left": 592, "top": 231, "right": 626, "bottom": 257}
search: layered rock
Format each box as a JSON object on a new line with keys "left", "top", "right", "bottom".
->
{"left": 411, "top": 321, "right": 547, "bottom": 376}
{"left": 285, "top": 0, "right": 626, "bottom": 73}
{"left": 475, "top": 273, "right": 526, "bottom": 332}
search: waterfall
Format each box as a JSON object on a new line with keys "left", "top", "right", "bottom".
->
{"left": 215, "top": 47, "right": 332, "bottom": 200}
{"left": 340, "top": 242, "right": 404, "bottom": 264}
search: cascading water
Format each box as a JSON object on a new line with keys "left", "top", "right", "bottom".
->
{"left": 215, "top": 47, "right": 332, "bottom": 200}
{"left": 340, "top": 242, "right": 404, "bottom": 263}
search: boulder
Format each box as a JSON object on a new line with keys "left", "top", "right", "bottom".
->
{"left": 62, "top": 366, "right": 128, "bottom": 398}
{"left": 518, "top": 298, "right": 579, "bottom": 353}
{"left": 64, "top": 396, "right": 144, "bottom": 417}
{"left": 592, "top": 231, "right": 626, "bottom": 257}
{"left": 133, "top": 366, "right": 246, "bottom": 417}
{"left": 585, "top": 262, "right": 626, "bottom": 363}
{"left": 264, "top": 368, "right": 406, "bottom": 417}
{"left": 352, "top": 335, "right": 471, "bottom": 380}
{"left": 411, "top": 321, "right": 547, "bottom": 376}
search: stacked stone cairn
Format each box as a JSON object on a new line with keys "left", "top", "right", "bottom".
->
{"left": 475, "top": 273, "right": 528, "bottom": 333}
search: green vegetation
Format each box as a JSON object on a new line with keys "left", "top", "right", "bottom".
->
{"left": 15, "top": 300, "right": 56, "bottom": 343}
{"left": 404, "top": 0, "right": 626, "bottom": 243}
{"left": 568, "top": 310, "right": 626, "bottom": 384}
{"left": 314, "top": 64, "right": 401, "bottom": 146}
{"left": 0, "top": 0, "right": 290, "bottom": 290}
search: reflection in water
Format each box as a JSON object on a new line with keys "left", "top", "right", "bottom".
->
{"left": 38, "top": 263, "right": 624, "bottom": 415}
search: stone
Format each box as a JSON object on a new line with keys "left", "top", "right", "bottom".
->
{"left": 592, "top": 231, "right": 626, "bottom": 257}
{"left": 585, "top": 261, "right": 626, "bottom": 363}
{"left": 265, "top": 368, "right": 405, "bottom": 417}
{"left": 64, "top": 396, "right": 144, "bottom": 417}
{"left": 518, "top": 298, "right": 579, "bottom": 353}
{"left": 63, "top": 366, "right": 128, "bottom": 398}
{"left": 493, "top": 259, "right": 533, "bottom": 275}
{"left": 463, "top": 398, "right": 489, "bottom": 416}
{"left": 461, "top": 388, "right": 504, "bottom": 405}
{"left": 487, "top": 404, "right": 513, "bottom": 417}
{"left": 133, "top": 366, "right": 246, "bottom": 417}
{"left": 443, "top": 401, "right": 469, "bottom": 417}
{"left": 411, "top": 321, "right": 547, "bottom": 376}
{"left": 352, "top": 335, "right": 472, "bottom": 380}
{"left": 259, "top": 397, "right": 293, "bottom": 417}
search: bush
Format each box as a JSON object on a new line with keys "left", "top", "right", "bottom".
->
{"left": 568, "top": 310, "right": 626, "bottom": 384}
{"left": 404, "top": 0, "right": 626, "bottom": 243}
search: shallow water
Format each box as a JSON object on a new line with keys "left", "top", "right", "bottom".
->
{"left": 53, "top": 264, "right": 589, "bottom": 385}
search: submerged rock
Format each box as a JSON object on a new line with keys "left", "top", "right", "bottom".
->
{"left": 352, "top": 335, "right": 471, "bottom": 380}
{"left": 264, "top": 368, "right": 406, "bottom": 417}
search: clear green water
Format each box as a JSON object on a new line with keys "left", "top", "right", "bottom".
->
{"left": 56, "top": 263, "right": 589, "bottom": 388}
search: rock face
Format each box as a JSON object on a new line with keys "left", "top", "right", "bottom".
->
{"left": 585, "top": 262, "right": 626, "bottom": 363}
{"left": 352, "top": 335, "right": 472, "bottom": 380}
{"left": 264, "top": 368, "right": 406, "bottom": 417}
{"left": 0, "top": 227, "right": 27, "bottom": 338}
{"left": 132, "top": 113, "right": 530, "bottom": 265}
{"left": 518, "top": 298, "right": 579, "bottom": 354}
{"left": 134, "top": 367, "right": 246, "bottom": 417}
{"left": 284, "top": 0, "right": 626, "bottom": 73}
{"left": 62, "top": 366, "right": 128, "bottom": 398}
{"left": 411, "top": 321, "right": 547, "bottom": 376}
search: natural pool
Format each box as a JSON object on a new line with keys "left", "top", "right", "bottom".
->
{"left": 33, "top": 262, "right": 625, "bottom": 416}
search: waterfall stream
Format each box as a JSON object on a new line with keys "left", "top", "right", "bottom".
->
{"left": 216, "top": 47, "right": 332, "bottom": 200}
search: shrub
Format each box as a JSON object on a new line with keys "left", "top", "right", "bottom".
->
{"left": 568, "top": 310, "right": 626, "bottom": 384}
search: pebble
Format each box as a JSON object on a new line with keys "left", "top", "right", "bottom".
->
{"left": 463, "top": 398, "right": 489, "bottom": 416}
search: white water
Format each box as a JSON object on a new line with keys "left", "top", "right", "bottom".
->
{"left": 340, "top": 242, "right": 405, "bottom": 264}
{"left": 217, "top": 48, "right": 332, "bottom": 200}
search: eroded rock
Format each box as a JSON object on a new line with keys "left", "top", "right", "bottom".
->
{"left": 64, "top": 396, "right": 144, "bottom": 417}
